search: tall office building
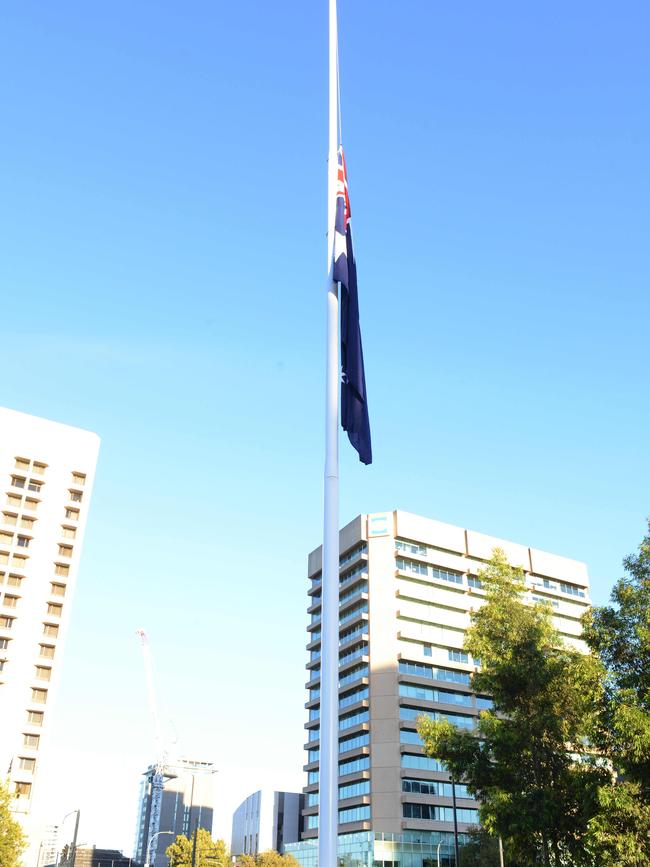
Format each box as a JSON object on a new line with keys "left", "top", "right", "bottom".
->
{"left": 0, "top": 408, "right": 100, "bottom": 845}
{"left": 231, "top": 790, "right": 304, "bottom": 856}
{"left": 133, "top": 758, "right": 217, "bottom": 867}
{"left": 288, "top": 510, "right": 590, "bottom": 867}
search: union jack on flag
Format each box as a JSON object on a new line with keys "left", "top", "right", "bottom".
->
{"left": 333, "top": 146, "right": 372, "bottom": 465}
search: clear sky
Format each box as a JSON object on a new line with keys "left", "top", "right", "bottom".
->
{"left": 2, "top": 0, "right": 649, "bottom": 855}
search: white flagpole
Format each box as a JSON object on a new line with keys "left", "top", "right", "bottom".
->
{"left": 319, "top": 0, "right": 339, "bottom": 865}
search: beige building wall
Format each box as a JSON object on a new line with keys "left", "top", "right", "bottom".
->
{"left": 301, "top": 509, "right": 591, "bottom": 839}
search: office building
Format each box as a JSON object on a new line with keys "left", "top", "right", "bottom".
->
{"left": 133, "top": 758, "right": 216, "bottom": 867}
{"left": 0, "top": 407, "right": 100, "bottom": 847}
{"left": 231, "top": 790, "right": 304, "bottom": 856}
{"left": 287, "top": 510, "right": 590, "bottom": 867}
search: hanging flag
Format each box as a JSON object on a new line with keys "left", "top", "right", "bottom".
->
{"left": 333, "top": 146, "right": 372, "bottom": 465}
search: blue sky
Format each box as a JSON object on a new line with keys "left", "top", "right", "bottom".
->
{"left": 2, "top": 0, "right": 649, "bottom": 853}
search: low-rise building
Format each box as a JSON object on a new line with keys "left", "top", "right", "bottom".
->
{"left": 231, "top": 790, "right": 304, "bottom": 856}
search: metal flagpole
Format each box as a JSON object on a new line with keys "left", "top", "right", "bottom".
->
{"left": 319, "top": 0, "right": 340, "bottom": 865}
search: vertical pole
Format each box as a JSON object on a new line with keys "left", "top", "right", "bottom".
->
{"left": 319, "top": 1, "right": 340, "bottom": 867}
{"left": 451, "top": 780, "right": 460, "bottom": 866}
{"left": 70, "top": 810, "right": 80, "bottom": 867}
{"left": 498, "top": 836, "right": 504, "bottom": 867}
{"left": 191, "top": 824, "right": 198, "bottom": 867}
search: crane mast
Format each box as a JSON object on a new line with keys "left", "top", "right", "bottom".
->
{"left": 136, "top": 629, "right": 167, "bottom": 867}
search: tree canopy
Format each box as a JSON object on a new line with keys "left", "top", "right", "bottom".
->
{"left": 166, "top": 830, "right": 230, "bottom": 867}
{"left": 0, "top": 780, "right": 26, "bottom": 867}
{"left": 234, "top": 852, "right": 299, "bottom": 867}
{"left": 417, "top": 549, "right": 607, "bottom": 867}
{"left": 581, "top": 521, "right": 650, "bottom": 864}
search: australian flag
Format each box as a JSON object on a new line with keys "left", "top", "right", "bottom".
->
{"left": 333, "top": 147, "right": 372, "bottom": 465}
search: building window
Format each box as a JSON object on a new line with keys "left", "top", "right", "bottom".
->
{"left": 23, "top": 734, "right": 40, "bottom": 748}
{"left": 39, "top": 645, "right": 55, "bottom": 659}
{"left": 57, "top": 545, "right": 73, "bottom": 558}
{"left": 0, "top": 616, "right": 15, "bottom": 628}
{"left": 18, "top": 757, "right": 36, "bottom": 772}
{"left": 69, "top": 490, "right": 83, "bottom": 503}
{"left": 24, "top": 498, "right": 39, "bottom": 511}
{"left": 2, "top": 513, "right": 18, "bottom": 526}
{"left": 0, "top": 532, "right": 13, "bottom": 545}
{"left": 338, "top": 806, "right": 370, "bottom": 824}
{"left": 7, "top": 574, "right": 23, "bottom": 587}
{"left": 0, "top": 638, "right": 10, "bottom": 649}
{"left": 0, "top": 552, "right": 9, "bottom": 565}
{"left": 12, "top": 555, "right": 28, "bottom": 569}
{"left": 448, "top": 650, "right": 469, "bottom": 664}
{"left": 35, "top": 666, "right": 51, "bottom": 681}
{"left": 27, "top": 481, "right": 42, "bottom": 493}
{"left": 31, "top": 688, "right": 48, "bottom": 703}
{"left": 26, "top": 711, "right": 44, "bottom": 726}
{"left": 339, "top": 755, "right": 370, "bottom": 776}
{"left": 61, "top": 526, "right": 77, "bottom": 539}
{"left": 43, "top": 623, "right": 59, "bottom": 638}
{"left": 423, "top": 644, "right": 432, "bottom": 657}
{"left": 14, "top": 458, "right": 30, "bottom": 471}
{"left": 65, "top": 508, "right": 80, "bottom": 521}
{"left": 46, "top": 603, "right": 62, "bottom": 617}
{"left": 11, "top": 476, "right": 26, "bottom": 489}
{"left": 6, "top": 495, "right": 22, "bottom": 507}
{"left": 50, "top": 583, "right": 66, "bottom": 597}
{"left": 32, "top": 462, "right": 47, "bottom": 475}
{"left": 339, "top": 732, "right": 369, "bottom": 753}
{"left": 17, "top": 536, "right": 30, "bottom": 548}
{"left": 2, "top": 596, "right": 18, "bottom": 609}
{"left": 396, "top": 556, "right": 429, "bottom": 577}
{"left": 71, "top": 473, "right": 86, "bottom": 486}
{"left": 14, "top": 782, "right": 32, "bottom": 798}
{"left": 54, "top": 564, "right": 69, "bottom": 577}
{"left": 20, "top": 517, "right": 35, "bottom": 530}
{"left": 339, "top": 780, "right": 370, "bottom": 800}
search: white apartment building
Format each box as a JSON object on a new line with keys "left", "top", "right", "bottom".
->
{"left": 289, "top": 510, "right": 591, "bottom": 867}
{"left": 0, "top": 407, "right": 100, "bottom": 852}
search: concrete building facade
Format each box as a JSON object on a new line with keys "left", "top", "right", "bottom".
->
{"left": 133, "top": 758, "right": 216, "bottom": 867}
{"left": 288, "top": 510, "right": 591, "bottom": 867}
{"left": 231, "top": 790, "right": 304, "bottom": 856}
{"left": 0, "top": 407, "right": 100, "bottom": 850}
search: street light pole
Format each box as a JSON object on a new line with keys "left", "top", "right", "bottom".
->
{"left": 190, "top": 822, "right": 199, "bottom": 867}
{"left": 56, "top": 810, "right": 81, "bottom": 867}
{"left": 451, "top": 780, "right": 460, "bottom": 866}
{"left": 70, "top": 810, "right": 80, "bottom": 867}
{"left": 144, "top": 831, "right": 174, "bottom": 867}
{"left": 436, "top": 841, "right": 442, "bottom": 867}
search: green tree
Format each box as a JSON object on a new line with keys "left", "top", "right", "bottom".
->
{"left": 582, "top": 521, "right": 650, "bottom": 783}
{"left": 417, "top": 550, "right": 607, "bottom": 867}
{"left": 457, "top": 828, "right": 504, "bottom": 867}
{"left": 234, "top": 852, "right": 298, "bottom": 867}
{"left": 0, "top": 780, "right": 26, "bottom": 867}
{"left": 582, "top": 522, "right": 650, "bottom": 863}
{"left": 255, "top": 852, "right": 299, "bottom": 867}
{"left": 586, "top": 781, "right": 650, "bottom": 865}
{"left": 166, "top": 830, "right": 230, "bottom": 867}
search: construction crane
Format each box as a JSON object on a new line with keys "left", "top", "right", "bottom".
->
{"left": 136, "top": 629, "right": 168, "bottom": 867}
